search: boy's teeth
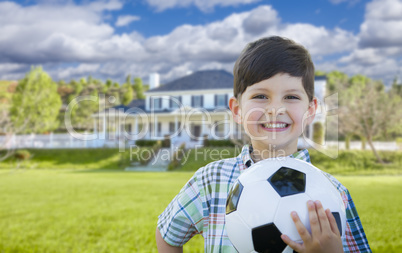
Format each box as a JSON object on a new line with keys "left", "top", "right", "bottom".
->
{"left": 263, "top": 123, "right": 287, "bottom": 128}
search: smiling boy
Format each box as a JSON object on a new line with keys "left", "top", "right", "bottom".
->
{"left": 156, "top": 36, "right": 371, "bottom": 252}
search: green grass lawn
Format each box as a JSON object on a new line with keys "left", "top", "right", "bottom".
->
{"left": 0, "top": 169, "right": 401, "bottom": 252}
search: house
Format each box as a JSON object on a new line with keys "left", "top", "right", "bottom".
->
{"left": 92, "top": 70, "right": 326, "bottom": 148}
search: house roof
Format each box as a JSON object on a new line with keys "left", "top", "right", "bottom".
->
{"left": 100, "top": 99, "right": 145, "bottom": 114}
{"left": 146, "top": 69, "right": 234, "bottom": 93}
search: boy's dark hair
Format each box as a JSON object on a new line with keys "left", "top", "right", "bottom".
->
{"left": 233, "top": 36, "right": 315, "bottom": 101}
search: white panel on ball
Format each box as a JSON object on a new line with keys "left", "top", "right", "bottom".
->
{"left": 238, "top": 162, "right": 278, "bottom": 186}
{"left": 237, "top": 180, "right": 281, "bottom": 228}
{"left": 274, "top": 193, "right": 311, "bottom": 242}
{"left": 305, "top": 172, "right": 346, "bottom": 236}
{"left": 225, "top": 212, "right": 255, "bottom": 253}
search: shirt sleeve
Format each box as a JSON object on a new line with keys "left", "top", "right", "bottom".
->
{"left": 324, "top": 173, "right": 372, "bottom": 253}
{"left": 157, "top": 173, "right": 205, "bottom": 247}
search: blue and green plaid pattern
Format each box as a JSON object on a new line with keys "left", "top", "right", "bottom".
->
{"left": 157, "top": 145, "right": 371, "bottom": 252}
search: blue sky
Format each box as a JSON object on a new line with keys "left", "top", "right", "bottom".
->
{"left": 1, "top": 0, "right": 401, "bottom": 85}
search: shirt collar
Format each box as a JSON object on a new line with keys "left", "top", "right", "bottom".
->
{"left": 239, "top": 144, "right": 311, "bottom": 173}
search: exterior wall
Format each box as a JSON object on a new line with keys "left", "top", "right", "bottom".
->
{"left": 95, "top": 77, "right": 329, "bottom": 148}
{"left": 145, "top": 90, "right": 233, "bottom": 111}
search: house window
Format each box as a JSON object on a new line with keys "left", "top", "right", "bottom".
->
{"left": 125, "top": 123, "right": 132, "bottom": 133}
{"left": 170, "top": 96, "right": 181, "bottom": 109}
{"left": 152, "top": 97, "right": 162, "bottom": 110}
{"left": 169, "top": 122, "right": 175, "bottom": 133}
{"left": 192, "top": 95, "right": 203, "bottom": 108}
{"left": 169, "top": 122, "right": 181, "bottom": 136}
{"left": 215, "top": 94, "right": 227, "bottom": 107}
{"left": 158, "top": 122, "right": 162, "bottom": 136}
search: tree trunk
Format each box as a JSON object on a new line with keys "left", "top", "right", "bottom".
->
{"left": 367, "top": 136, "right": 384, "bottom": 164}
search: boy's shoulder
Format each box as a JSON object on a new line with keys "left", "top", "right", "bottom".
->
{"left": 319, "top": 170, "right": 348, "bottom": 193}
{"left": 193, "top": 156, "right": 242, "bottom": 184}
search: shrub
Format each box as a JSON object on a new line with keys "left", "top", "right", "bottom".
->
{"left": 204, "top": 139, "right": 235, "bottom": 147}
{"left": 312, "top": 122, "right": 324, "bottom": 145}
{"left": 139, "top": 141, "right": 162, "bottom": 165}
{"left": 397, "top": 138, "right": 402, "bottom": 150}
{"left": 168, "top": 143, "right": 186, "bottom": 171}
{"left": 162, "top": 135, "right": 171, "bottom": 148}
{"left": 135, "top": 139, "right": 159, "bottom": 147}
{"left": 14, "top": 150, "right": 31, "bottom": 160}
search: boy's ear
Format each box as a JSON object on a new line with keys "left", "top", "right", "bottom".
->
{"left": 305, "top": 97, "right": 318, "bottom": 125}
{"left": 229, "top": 96, "right": 242, "bottom": 124}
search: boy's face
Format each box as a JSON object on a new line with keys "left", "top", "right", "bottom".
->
{"left": 229, "top": 73, "right": 317, "bottom": 159}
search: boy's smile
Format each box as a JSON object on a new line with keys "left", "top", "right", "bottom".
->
{"left": 230, "top": 73, "right": 317, "bottom": 160}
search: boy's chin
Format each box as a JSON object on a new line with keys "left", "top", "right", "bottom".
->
{"left": 250, "top": 140, "right": 298, "bottom": 153}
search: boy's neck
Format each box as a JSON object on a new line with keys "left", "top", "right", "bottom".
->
{"left": 250, "top": 145, "right": 298, "bottom": 162}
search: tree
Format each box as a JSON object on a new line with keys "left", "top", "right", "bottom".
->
{"left": 10, "top": 66, "right": 62, "bottom": 134}
{"left": 326, "top": 71, "right": 349, "bottom": 96}
{"left": 339, "top": 75, "right": 401, "bottom": 163}
{"left": 133, "top": 77, "right": 145, "bottom": 99}
{"left": 121, "top": 83, "right": 134, "bottom": 106}
{"left": 67, "top": 88, "right": 99, "bottom": 130}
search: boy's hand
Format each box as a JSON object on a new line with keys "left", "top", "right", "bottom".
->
{"left": 280, "top": 200, "right": 343, "bottom": 253}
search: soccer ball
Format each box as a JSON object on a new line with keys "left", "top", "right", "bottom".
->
{"left": 225, "top": 157, "right": 346, "bottom": 253}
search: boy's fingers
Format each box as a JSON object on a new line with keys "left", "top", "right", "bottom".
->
{"left": 314, "top": 200, "right": 331, "bottom": 233}
{"left": 291, "top": 211, "right": 311, "bottom": 242}
{"left": 281, "top": 234, "right": 303, "bottom": 253}
{"left": 307, "top": 200, "right": 321, "bottom": 237}
{"left": 326, "top": 209, "right": 341, "bottom": 236}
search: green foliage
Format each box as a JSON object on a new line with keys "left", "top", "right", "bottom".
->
{"left": 203, "top": 139, "right": 236, "bottom": 147}
{"left": 162, "top": 135, "right": 171, "bottom": 148}
{"left": 326, "top": 71, "right": 349, "bottom": 96}
{"left": 309, "top": 149, "right": 402, "bottom": 175}
{"left": 1, "top": 148, "right": 124, "bottom": 170}
{"left": 10, "top": 66, "right": 62, "bottom": 134}
{"left": 121, "top": 83, "right": 134, "bottom": 106}
{"left": 133, "top": 77, "right": 145, "bottom": 99}
{"left": 167, "top": 143, "right": 186, "bottom": 171}
{"left": 14, "top": 149, "right": 31, "bottom": 160}
{"left": 66, "top": 88, "right": 99, "bottom": 130}
{"left": 312, "top": 122, "right": 324, "bottom": 145}
{"left": 135, "top": 139, "right": 159, "bottom": 147}
{"left": 171, "top": 147, "right": 402, "bottom": 175}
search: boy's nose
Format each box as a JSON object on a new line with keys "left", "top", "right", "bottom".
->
{"left": 266, "top": 106, "right": 286, "bottom": 116}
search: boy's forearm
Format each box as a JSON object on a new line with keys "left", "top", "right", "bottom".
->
{"left": 156, "top": 227, "right": 183, "bottom": 253}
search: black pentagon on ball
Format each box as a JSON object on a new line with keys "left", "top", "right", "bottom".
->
{"left": 268, "top": 166, "right": 306, "bottom": 197}
{"left": 252, "top": 223, "right": 287, "bottom": 253}
{"left": 226, "top": 180, "right": 244, "bottom": 215}
{"left": 332, "top": 212, "right": 343, "bottom": 236}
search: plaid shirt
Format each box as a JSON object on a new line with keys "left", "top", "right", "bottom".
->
{"left": 157, "top": 145, "right": 371, "bottom": 252}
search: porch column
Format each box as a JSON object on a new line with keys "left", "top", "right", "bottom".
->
{"left": 201, "top": 115, "right": 205, "bottom": 136}
{"left": 175, "top": 115, "right": 178, "bottom": 136}
{"left": 154, "top": 116, "right": 158, "bottom": 138}
{"left": 102, "top": 113, "right": 106, "bottom": 139}
{"left": 135, "top": 117, "right": 138, "bottom": 139}
{"left": 94, "top": 118, "right": 98, "bottom": 134}
{"left": 224, "top": 114, "right": 228, "bottom": 138}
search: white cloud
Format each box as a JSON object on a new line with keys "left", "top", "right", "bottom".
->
{"left": 328, "top": 0, "right": 402, "bottom": 85}
{"left": 0, "top": 2, "right": 361, "bottom": 83}
{"left": 57, "top": 64, "right": 101, "bottom": 80}
{"left": 145, "top": 0, "right": 261, "bottom": 12}
{"left": 359, "top": 0, "right": 402, "bottom": 48}
{"left": 115, "top": 15, "right": 140, "bottom": 27}
{"left": 4, "top": 1, "right": 400, "bottom": 86}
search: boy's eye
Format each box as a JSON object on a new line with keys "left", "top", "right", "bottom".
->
{"left": 252, "top": 94, "right": 267, "bottom": 99}
{"left": 285, "top": 95, "right": 300, "bottom": 100}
